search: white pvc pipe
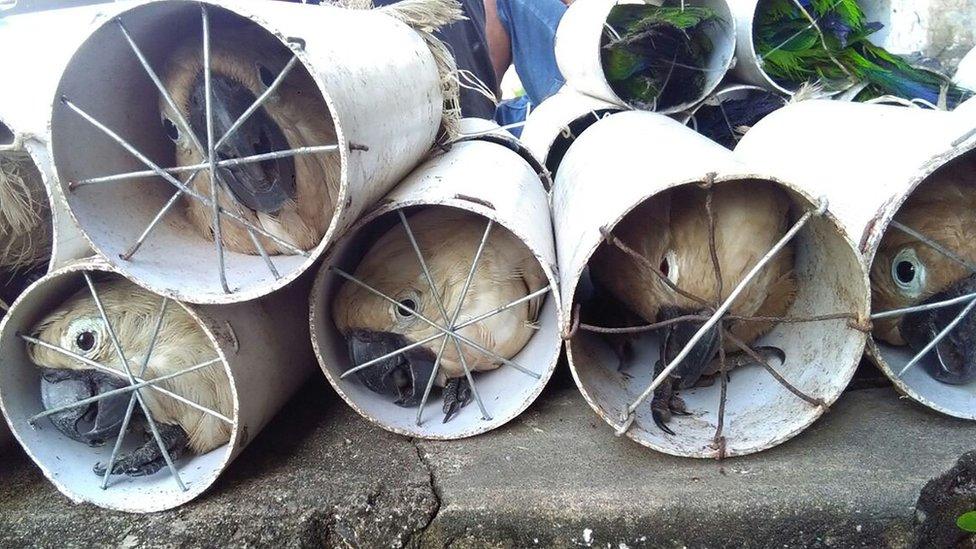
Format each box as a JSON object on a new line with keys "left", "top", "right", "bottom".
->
{"left": 736, "top": 99, "right": 976, "bottom": 419}
{"left": 552, "top": 110, "right": 869, "bottom": 457}
{"left": 0, "top": 256, "right": 315, "bottom": 512}
{"left": 49, "top": 0, "right": 443, "bottom": 304}
{"left": 555, "top": 0, "right": 736, "bottom": 114}
{"left": 519, "top": 87, "right": 624, "bottom": 180}
{"left": 311, "top": 134, "right": 562, "bottom": 440}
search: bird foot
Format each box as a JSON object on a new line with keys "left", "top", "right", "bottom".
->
{"left": 442, "top": 377, "right": 472, "bottom": 423}
{"left": 93, "top": 423, "right": 189, "bottom": 478}
{"left": 651, "top": 375, "right": 688, "bottom": 436}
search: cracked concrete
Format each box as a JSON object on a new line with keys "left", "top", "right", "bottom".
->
{"left": 1, "top": 372, "right": 974, "bottom": 547}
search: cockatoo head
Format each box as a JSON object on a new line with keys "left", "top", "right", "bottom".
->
{"left": 608, "top": 180, "right": 795, "bottom": 388}
{"left": 160, "top": 29, "right": 297, "bottom": 214}
{"left": 872, "top": 168, "right": 976, "bottom": 385}
{"left": 24, "top": 282, "right": 149, "bottom": 445}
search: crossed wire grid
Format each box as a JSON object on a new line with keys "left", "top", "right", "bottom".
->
{"left": 331, "top": 209, "right": 552, "bottom": 426}
{"left": 64, "top": 6, "right": 340, "bottom": 293}
{"left": 576, "top": 182, "right": 863, "bottom": 455}
{"left": 20, "top": 272, "right": 231, "bottom": 491}
{"left": 869, "top": 220, "right": 976, "bottom": 378}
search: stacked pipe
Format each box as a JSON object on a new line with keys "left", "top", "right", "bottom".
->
{"left": 311, "top": 119, "right": 561, "bottom": 438}
{"left": 737, "top": 100, "right": 976, "bottom": 420}
{"left": 0, "top": 0, "right": 458, "bottom": 511}
{"left": 550, "top": 110, "right": 869, "bottom": 457}
{"left": 0, "top": 4, "right": 96, "bottom": 450}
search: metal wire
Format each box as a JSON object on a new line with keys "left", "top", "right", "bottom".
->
{"left": 398, "top": 211, "right": 494, "bottom": 424}
{"left": 872, "top": 291, "right": 976, "bottom": 320}
{"left": 83, "top": 273, "right": 185, "bottom": 491}
{"left": 20, "top": 334, "right": 233, "bottom": 424}
{"left": 338, "top": 285, "right": 551, "bottom": 379}
{"left": 70, "top": 145, "right": 341, "bottom": 189}
{"left": 214, "top": 55, "right": 300, "bottom": 151}
{"left": 331, "top": 267, "right": 542, "bottom": 379}
{"left": 889, "top": 221, "right": 976, "bottom": 275}
{"left": 99, "top": 296, "right": 170, "bottom": 488}
{"left": 61, "top": 98, "right": 310, "bottom": 256}
{"left": 897, "top": 294, "right": 976, "bottom": 377}
{"left": 202, "top": 6, "right": 230, "bottom": 294}
{"left": 620, "top": 199, "right": 826, "bottom": 423}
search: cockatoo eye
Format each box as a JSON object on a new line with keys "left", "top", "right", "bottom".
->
{"left": 393, "top": 291, "right": 422, "bottom": 323}
{"left": 76, "top": 331, "right": 96, "bottom": 352}
{"left": 257, "top": 64, "right": 275, "bottom": 88}
{"left": 162, "top": 117, "right": 180, "bottom": 143}
{"left": 891, "top": 247, "right": 926, "bottom": 298}
{"left": 66, "top": 317, "right": 103, "bottom": 356}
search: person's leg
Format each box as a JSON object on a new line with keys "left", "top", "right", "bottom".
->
{"left": 494, "top": 0, "right": 567, "bottom": 106}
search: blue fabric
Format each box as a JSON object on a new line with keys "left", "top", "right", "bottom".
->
{"left": 494, "top": 95, "right": 532, "bottom": 137}
{"left": 496, "top": 0, "right": 566, "bottom": 107}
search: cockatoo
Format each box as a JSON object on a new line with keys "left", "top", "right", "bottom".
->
{"left": 160, "top": 27, "right": 340, "bottom": 255}
{"left": 590, "top": 180, "right": 796, "bottom": 434}
{"left": 332, "top": 207, "right": 546, "bottom": 421}
{"left": 870, "top": 160, "right": 976, "bottom": 385}
{"left": 26, "top": 278, "right": 232, "bottom": 477}
{"left": 0, "top": 150, "right": 51, "bottom": 311}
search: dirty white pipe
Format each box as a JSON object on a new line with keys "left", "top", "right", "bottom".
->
{"left": 552, "top": 110, "right": 869, "bottom": 457}
{"left": 519, "top": 87, "right": 624, "bottom": 181}
{"left": 310, "top": 124, "right": 561, "bottom": 439}
{"left": 554, "top": 0, "right": 736, "bottom": 115}
{"left": 49, "top": 0, "right": 443, "bottom": 304}
{"left": 0, "top": 6, "right": 98, "bottom": 448}
{"left": 454, "top": 118, "right": 553, "bottom": 191}
{"left": 0, "top": 256, "right": 315, "bottom": 512}
{"left": 0, "top": 5, "right": 96, "bottom": 270}
{"left": 954, "top": 46, "right": 976, "bottom": 93}
{"left": 736, "top": 100, "right": 976, "bottom": 420}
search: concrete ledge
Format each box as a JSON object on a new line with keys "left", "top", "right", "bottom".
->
{"left": 1, "top": 376, "right": 974, "bottom": 548}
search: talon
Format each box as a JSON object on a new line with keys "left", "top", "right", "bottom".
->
{"left": 754, "top": 345, "right": 786, "bottom": 366}
{"left": 653, "top": 408, "right": 676, "bottom": 435}
{"left": 442, "top": 378, "right": 472, "bottom": 423}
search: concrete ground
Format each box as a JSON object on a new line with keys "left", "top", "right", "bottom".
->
{"left": 1, "top": 369, "right": 974, "bottom": 548}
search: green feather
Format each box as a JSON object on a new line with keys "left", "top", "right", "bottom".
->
{"left": 601, "top": 2, "right": 723, "bottom": 109}
{"left": 754, "top": 0, "right": 973, "bottom": 108}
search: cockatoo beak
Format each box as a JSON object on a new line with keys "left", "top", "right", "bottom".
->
{"left": 39, "top": 369, "right": 129, "bottom": 446}
{"left": 346, "top": 330, "right": 436, "bottom": 407}
{"left": 657, "top": 306, "right": 721, "bottom": 390}
{"left": 189, "top": 73, "right": 295, "bottom": 214}
{"left": 901, "top": 273, "right": 976, "bottom": 385}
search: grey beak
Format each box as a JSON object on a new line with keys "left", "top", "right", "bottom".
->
{"left": 347, "top": 329, "right": 436, "bottom": 407}
{"left": 39, "top": 369, "right": 129, "bottom": 446}
{"left": 187, "top": 73, "right": 296, "bottom": 214}
{"left": 901, "top": 273, "right": 976, "bottom": 385}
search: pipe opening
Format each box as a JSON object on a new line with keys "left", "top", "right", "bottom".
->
{"left": 51, "top": 2, "right": 343, "bottom": 302}
{"left": 685, "top": 86, "right": 788, "bottom": 150}
{"left": 568, "top": 177, "right": 866, "bottom": 457}
{"left": 314, "top": 204, "right": 559, "bottom": 439}
{"left": 599, "top": 0, "right": 733, "bottom": 112}
{"left": 0, "top": 267, "right": 236, "bottom": 511}
{"left": 0, "top": 141, "right": 52, "bottom": 316}
{"left": 0, "top": 121, "right": 14, "bottom": 145}
{"left": 546, "top": 108, "right": 620, "bottom": 178}
{"left": 869, "top": 150, "right": 976, "bottom": 418}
